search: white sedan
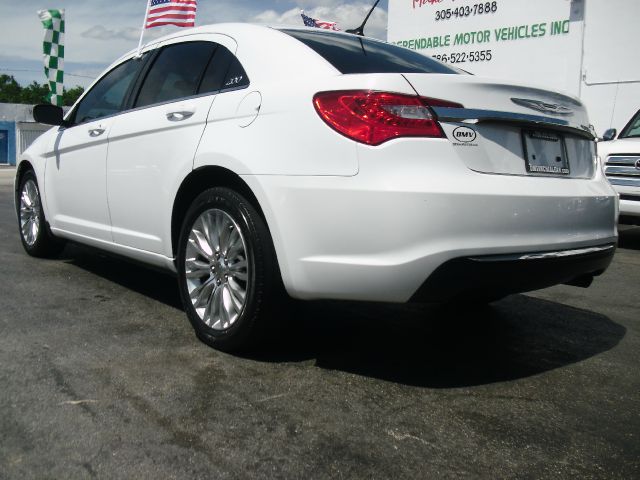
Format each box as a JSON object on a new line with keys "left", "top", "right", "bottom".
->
{"left": 16, "top": 24, "right": 618, "bottom": 351}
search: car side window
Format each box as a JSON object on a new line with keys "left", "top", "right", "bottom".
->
{"left": 135, "top": 42, "right": 216, "bottom": 108}
{"left": 199, "top": 45, "right": 250, "bottom": 94}
{"left": 223, "top": 55, "right": 250, "bottom": 90}
{"left": 72, "top": 58, "right": 142, "bottom": 124}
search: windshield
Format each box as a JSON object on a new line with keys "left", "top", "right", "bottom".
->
{"left": 620, "top": 110, "right": 640, "bottom": 139}
{"left": 280, "top": 29, "right": 460, "bottom": 75}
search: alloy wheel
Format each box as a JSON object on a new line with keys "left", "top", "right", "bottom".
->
{"left": 184, "top": 208, "right": 250, "bottom": 330}
{"left": 20, "top": 179, "right": 41, "bottom": 247}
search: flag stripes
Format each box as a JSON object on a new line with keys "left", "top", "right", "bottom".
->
{"left": 301, "top": 11, "right": 340, "bottom": 31}
{"left": 146, "top": 0, "right": 198, "bottom": 29}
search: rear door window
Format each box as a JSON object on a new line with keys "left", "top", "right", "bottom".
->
{"left": 280, "top": 29, "right": 459, "bottom": 75}
{"left": 135, "top": 41, "right": 216, "bottom": 108}
{"left": 199, "top": 45, "right": 250, "bottom": 94}
{"left": 222, "top": 56, "right": 250, "bottom": 90}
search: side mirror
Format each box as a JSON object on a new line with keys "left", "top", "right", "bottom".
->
{"left": 601, "top": 128, "right": 617, "bottom": 141}
{"left": 33, "top": 104, "right": 64, "bottom": 126}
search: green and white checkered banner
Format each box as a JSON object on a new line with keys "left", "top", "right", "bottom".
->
{"left": 37, "top": 9, "right": 65, "bottom": 107}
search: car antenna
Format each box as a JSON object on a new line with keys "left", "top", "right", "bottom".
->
{"left": 345, "top": 0, "right": 380, "bottom": 37}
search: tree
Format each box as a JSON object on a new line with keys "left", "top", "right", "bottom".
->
{"left": 63, "top": 86, "right": 84, "bottom": 106}
{"left": 0, "top": 75, "right": 84, "bottom": 106}
{"left": 21, "top": 81, "right": 49, "bottom": 104}
{"left": 0, "top": 75, "right": 22, "bottom": 103}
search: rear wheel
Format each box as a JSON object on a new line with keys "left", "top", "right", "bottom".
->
{"left": 177, "top": 187, "right": 281, "bottom": 352}
{"left": 17, "top": 170, "right": 65, "bottom": 257}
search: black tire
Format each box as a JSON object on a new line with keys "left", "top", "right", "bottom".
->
{"left": 176, "top": 187, "right": 282, "bottom": 352}
{"left": 16, "top": 169, "right": 65, "bottom": 258}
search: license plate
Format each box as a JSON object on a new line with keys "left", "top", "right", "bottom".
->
{"left": 522, "top": 130, "right": 570, "bottom": 175}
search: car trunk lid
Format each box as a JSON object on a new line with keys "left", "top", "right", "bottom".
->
{"left": 403, "top": 73, "right": 596, "bottom": 178}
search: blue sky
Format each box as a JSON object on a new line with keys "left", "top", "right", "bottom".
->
{"left": 0, "top": 1, "right": 389, "bottom": 88}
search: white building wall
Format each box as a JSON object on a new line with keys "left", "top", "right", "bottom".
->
{"left": 0, "top": 103, "right": 38, "bottom": 123}
{"left": 579, "top": 0, "right": 640, "bottom": 133}
{"left": 0, "top": 103, "right": 69, "bottom": 164}
{"left": 17, "top": 123, "right": 51, "bottom": 156}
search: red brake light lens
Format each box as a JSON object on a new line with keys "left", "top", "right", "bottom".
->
{"left": 313, "top": 90, "right": 462, "bottom": 146}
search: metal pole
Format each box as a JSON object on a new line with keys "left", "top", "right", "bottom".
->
{"left": 577, "top": 0, "right": 587, "bottom": 97}
{"left": 136, "top": 1, "right": 151, "bottom": 57}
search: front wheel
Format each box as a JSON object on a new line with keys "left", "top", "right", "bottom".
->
{"left": 16, "top": 170, "right": 65, "bottom": 257}
{"left": 176, "top": 187, "right": 281, "bottom": 352}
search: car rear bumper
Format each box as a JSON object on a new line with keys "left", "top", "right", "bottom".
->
{"left": 410, "top": 244, "right": 615, "bottom": 303}
{"left": 243, "top": 140, "right": 618, "bottom": 302}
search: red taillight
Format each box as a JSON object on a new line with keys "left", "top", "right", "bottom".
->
{"left": 313, "top": 90, "right": 462, "bottom": 146}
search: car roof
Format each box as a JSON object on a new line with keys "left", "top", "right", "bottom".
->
{"left": 95, "top": 23, "right": 340, "bottom": 93}
{"left": 144, "top": 22, "right": 373, "bottom": 45}
{"left": 120, "top": 23, "right": 386, "bottom": 61}
{"left": 124, "top": 23, "right": 359, "bottom": 56}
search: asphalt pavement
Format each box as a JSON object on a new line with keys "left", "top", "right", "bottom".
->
{"left": 0, "top": 167, "right": 638, "bottom": 479}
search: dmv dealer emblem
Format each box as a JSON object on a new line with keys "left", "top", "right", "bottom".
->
{"left": 452, "top": 126, "right": 477, "bottom": 143}
{"left": 511, "top": 98, "right": 573, "bottom": 116}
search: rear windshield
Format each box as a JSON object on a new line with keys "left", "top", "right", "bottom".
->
{"left": 280, "top": 29, "right": 459, "bottom": 75}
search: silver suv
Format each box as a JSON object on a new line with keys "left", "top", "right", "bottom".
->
{"left": 598, "top": 109, "right": 640, "bottom": 224}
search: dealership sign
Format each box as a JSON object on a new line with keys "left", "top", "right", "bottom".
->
{"left": 388, "top": 0, "right": 585, "bottom": 94}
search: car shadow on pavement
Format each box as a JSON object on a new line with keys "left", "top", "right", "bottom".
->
{"left": 59, "top": 243, "right": 625, "bottom": 389}
{"left": 249, "top": 296, "right": 626, "bottom": 388}
{"left": 60, "top": 243, "right": 183, "bottom": 310}
{"left": 618, "top": 224, "right": 640, "bottom": 250}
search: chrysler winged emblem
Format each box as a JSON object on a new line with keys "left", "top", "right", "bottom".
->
{"left": 511, "top": 98, "right": 574, "bottom": 116}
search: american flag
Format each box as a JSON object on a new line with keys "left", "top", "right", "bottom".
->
{"left": 146, "top": 0, "right": 197, "bottom": 29}
{"left": 301, "top": 11, "right": 340, "bottom": 31}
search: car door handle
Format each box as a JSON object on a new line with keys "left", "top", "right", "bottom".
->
{"left": 166, "top": 111, "right": 195, "bottom": 122}
{"left": 88, "top": 128, "right": 105, "bottom": 137}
